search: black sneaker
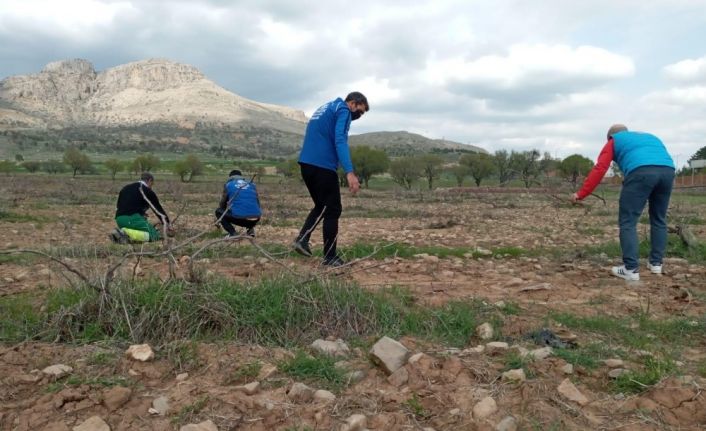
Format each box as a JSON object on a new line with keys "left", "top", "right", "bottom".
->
{"left": 246, "top": 228, "right": 256, "bottom": 238}
{"left": 110, "top": 228, "right": 128, "bottom": 244}
{"left": 293, "top": 240, "right": 313, "bottom": 257}
{"left": 322, "top": 256, "right": 345, "bottom": 267}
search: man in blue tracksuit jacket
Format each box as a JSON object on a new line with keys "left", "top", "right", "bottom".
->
{"left": 292, "top": 92, "right": 369, "bottom": 266}
{"left": 215, "top": 169, "right": 262, "bottom": 237}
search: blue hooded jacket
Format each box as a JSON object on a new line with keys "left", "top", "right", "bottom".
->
{"left": 222, "top": 176, "right": 261, "bottom": 218}
{"left": 298, "top": 98, "right": 354, "bottom": 173}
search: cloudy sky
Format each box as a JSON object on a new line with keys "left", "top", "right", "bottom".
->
{"left": 1, "top": 0, "right": 705, "bottom": 165}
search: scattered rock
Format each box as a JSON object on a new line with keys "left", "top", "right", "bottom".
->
{"left": 257, "top": 364, "right": 277, "bottom": 380}
{"left": 604, "top": 359, "right": 624, "bottom": 368}
{"left": 176, "top": 372, "right": 189, "bottom": 381}
{"left": 288, "top": 382, "right": 314, "bottom": 403}
{"left": 72, "top": 416, "right": 110, "bottom": 431}
{"left": 234, "top": 381, "right": 260, "bottom": 395}
{"left": 102, "top": 386, "right": 131, "bottom": 411}
{"left": 462, "top": 345, "right": 485, "bottom": 355}
{"left": 561, "top": 364, "right": 574, "bottom": 375}
{"left": 341, "top": 413, "right": 367, "bottom": 431}
{"left": 314, "top": 389, "right": 336, "bottom": 402}
{"left": 370, "top": 336, "right": 410, "bottom": 374}
{"left": 528, "top": 347, "right": 553, "bottom": 360}
{"left": 408, "top": 352, "right": 425, "bottom": 364}
{"left": 476, "top": 322, "right": 494, "bottom": 340}
{"left": 179, "top": 420, "right": 218, "bottom": 431}
{"left": 311, "top": 339, "right": 351, "bottom": 357}
{"left": 495, "top": 416, "right": 518, "bottom": 431}
{"left": 346, "top": 370, "right": 366, "bottom": 384}
{"left": 387, "top": 366, "right": 409, "bottom": 387}
{"left": 125, "top": 344, "right": 154, "bottom": 362}
{"left": 557, "top": 378, "right": 589, "bottom": 406}
{"left": 475, "top": 247, "right": 493, "bottom": 257}
{"left": 149, "top": 396, "right": 169, "bottom": 415}
{"left": 502, "top": 368, "right": 526, "bottom": 382}
{"left": 608, "top": 368, "right": 629, "bottom": 379}
{"left": 485, "top": 342, "right": 509, "bottom": 354}
{"left": 42, "top": 364, "right": 73, "bottom": 378}
{"left": 494, "top": 300, "right": 506, "bottom": 308}
{"left": 473, "top": 396, "right": 498, "bottom": 419}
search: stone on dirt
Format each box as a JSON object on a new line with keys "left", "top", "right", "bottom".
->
{"left": 346, "top": 370, "right": 366, "bottom": 384}
{"left": 288, "top": 382, "right": 314, "bottom": 402}
{"left": 314, "top": 389, "right": 336, "bottom": 402}
{"left": 495, "top": 415, "right": 518, "bottom": 431}
{"left": 72, "top": 416, "right": 110, "bottom": 431}
{"left": 234, "top": 381, "right": 260, "bottom": 395}
{"left": 176, "top": 372, "right": 189, "bottom": 381}
{"left": 257, "top": 364, "right": 277, "bottom": 380}
{"left": 561, "top": 364, "right": 574, "bottom": 375}
{"left": 102, "top": 386, "right": 131, "bottom": 411}
{"left": 528, "top": 347, "right": 553, "bottom": 360}
{"left": 149, "top": 396, "right": 169, "bottom": 415}
{"left": 604, "top": 358, "right": 624, "bottom": 368}
{"left": 502, "top": 368, "right": 526, "bottom": 382}
{"left": 370, "top": 336, "right": 410, "bottom": 374}
{"left": 485, "top": 341, "right": 509, "bottom": 354}
{"left": 557, "top": 378, "right": 589, "bottom": 406}
{"left": 311, "top": 338, "right": 351, "bottom": 357}
{"left": 473, "top": 396, "right": 498, "bottom": 419}
{"left": 42, "top": 364, "right": 73, "bottom": 378}
{"left": 387, "top": 366, "right": 409, "bottom": 387}
{"left": 125, "top": 344, "right": 154, "bottom": 362}
{"left": 608, "top": 368, "right": 629, "bottom": 379}
{"left": 476, "top": 322, "right": 494, "bottom": 340}
{"left": 341, "top": 413, "right": 367, "bottom": 431}
{"left": 179, "top": 420, "right": 218, "bottom": 431}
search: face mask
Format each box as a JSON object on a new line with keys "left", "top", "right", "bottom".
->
{"left": 351, "top": 111, "right": 362, "bottom": 121}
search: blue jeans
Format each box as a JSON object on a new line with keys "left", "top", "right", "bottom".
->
{"left": 618, "top": 166, "right": 675, "bottom": 270}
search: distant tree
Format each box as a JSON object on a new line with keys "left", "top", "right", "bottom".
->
{"left": 276, "top": 159, "right": 300, "bottom": 178}
{"left": 539, "top": 151, "right": 559, "bottom": 175}
{"left": 558, "top": 154, "right": 594, "bottom": 187}
{"left": 43, "top": 160, "right": 66, "bottom": 174}
{"left": 610, "top": 161, "right": 623, "bottom": 178}
{"left": 63, "top": 147, "right": 92, "bottom": 177}
{"left": 351, "top": 145, "right": 390, "bottom": 188}
{"left": 390, "top": 157, "right": 422, "bottom": 190}
{"left": 104, "top": 158, "right": 124, "bottom": 180}
{"left": 460, "top": 153, "right": 496, "bottom": 186}
{"left": 131, "top": 153, "right": 160, "bottom": 173}
{"left": 337, "top": 167, "right": 348, "bottom": 187}
{"left": 21, "top": 161, "right": 41, "bottom": 173}
{"left": 448, "top": 164, "right": 470, "bottom": 187}
{"left": 493, "top": 149, "right": 513, "bottom": 185}
{"left": 688, "top": 145, "right": 706, "bottom": 162}
{"left": 417, "top": 154, "right": 445, "bottom": 190}
{"left": 510, "top": 149, "right": 541, "bottom": 188}
{"left": 14, "top": 154, "right": 23, "bottom": 162}
{"left": 173, "top": 154, "right": 204, "bottom": 182}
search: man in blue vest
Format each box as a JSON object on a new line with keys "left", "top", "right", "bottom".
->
{"left": 215, "top": 170, "right": 262, "bottom": 237}
{"left": 292, "top": 92, "right": 369, "bottom": 266}
{"left": 572, "top": 124, "right": 675, "bottom": 281}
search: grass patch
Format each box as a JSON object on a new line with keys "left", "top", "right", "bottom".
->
{"left": 582, "top": 236, "right": 706, "bottom": 263}
{"left": 613, "top": 357, "right": 676, "bottom": 394}
{"left": 278, "top": 351, "right": 346, "bottom": 391}
{"left": 46, "top": 375, "right": 130, "bottom": 393}
{"left": 229, "top": 361, "right": 263, "bottom": 384}
{"left": 0, "top": 210, "right": 47, "bottom": 223}
{"left": 87, "top": 351, "right": 118, "bottom": 366}
{"left": 164, "top": 340, "right": 203, "bottom": 372}
{"left": 338, "top": 242, "right": 527, "bottom": 260}
{"left": 552, "top": 343, "right": 623, "bottom": 370}
{"left": 172, "top": 396, "right": 209, "bottom": 426}
{"left": 0, "top": 276, "right": 492, "bottom": 348}
{"left": 404, "top": 393, "right": 431, "bottom": 420}
{"left": 502, "top": 351, "right": 533, "bottom": 377}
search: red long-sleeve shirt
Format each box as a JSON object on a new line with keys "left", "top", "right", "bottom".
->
{"left": 576, "top": 139, "right": 614, "bottom": 200}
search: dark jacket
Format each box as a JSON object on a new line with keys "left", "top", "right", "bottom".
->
{"left": 115, "top": 181, "right": 169, "bottom": 222}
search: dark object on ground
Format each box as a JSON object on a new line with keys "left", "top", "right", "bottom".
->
{"left": 525, "top": 328, "right": 577, "bottom": 349}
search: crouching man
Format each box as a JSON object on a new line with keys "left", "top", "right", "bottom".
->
{"left": 215, "top": 169, "right": 262, "bottom": 237}
{"left": 111, "top": 172, "right": 171, "bottom": 243}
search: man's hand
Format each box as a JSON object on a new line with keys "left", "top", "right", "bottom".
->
{"left": 346, "top": 172, "right": 360, "bottom": 195}
{"left": 570, "top": 192, "right": 580, "bottom": 204}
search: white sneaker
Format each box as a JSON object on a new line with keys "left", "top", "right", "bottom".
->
{"left": 611, "top": 266, "right": 640, "bottom": 281}
{"left": 647, "top": 262, "right": 663, "bottom": 275}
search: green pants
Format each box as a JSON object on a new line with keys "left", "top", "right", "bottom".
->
{"left": 115, "top": 214, "right": 161, "bottom": 241}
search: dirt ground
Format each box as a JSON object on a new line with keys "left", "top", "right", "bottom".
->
{"left": 1, "top": 174, "right": 705, "bottom": 430}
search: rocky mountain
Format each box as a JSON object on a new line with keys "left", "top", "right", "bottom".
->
{"left": 0, "top": 59, "right": 484, "bottom": 159}
{"left": 350, "top": 131, "right": 486, "bottom": 156}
